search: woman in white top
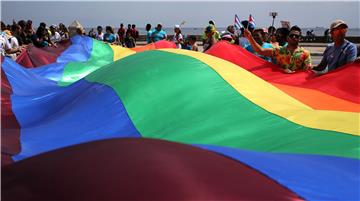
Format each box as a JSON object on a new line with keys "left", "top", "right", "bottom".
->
{"left": 172, "top": 25, "right": 183, "bottom": 49}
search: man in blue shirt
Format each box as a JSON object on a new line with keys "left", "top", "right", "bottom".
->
{"left": 151, "top": 23, "right": 167, "bottom": 42}
{"left": 313, "top": 20, "right": 357, "bottom": 74}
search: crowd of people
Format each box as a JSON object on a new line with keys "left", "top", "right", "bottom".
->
{"left": 1, "top": 19, "right": 359, "bottom": 75}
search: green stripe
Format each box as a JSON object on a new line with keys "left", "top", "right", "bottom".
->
{"left": 59, "top": 39, "right": 114, "bottom": 86}
{"left": 86, "top": 50, "right": 359, "bottom": 159}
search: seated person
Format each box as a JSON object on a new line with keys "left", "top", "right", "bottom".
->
{"left": 313, "top": 20, "right": 357, "bottom": 74}
{"left": 244, "top": 25, "right": 312, "bottom": 73}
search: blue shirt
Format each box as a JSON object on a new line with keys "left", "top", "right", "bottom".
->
{"left": 320, "top": 40, "right": 357, "bottom": 71}
{"left": 103, "top": 33, "right": 115, "bottom": 43}
{"left": 146, "top": 31, "right": 152, "bottom": 44}
{"left": 151, "top": 29, "right": 167, "bottom": 42}
{"left": 239, "top": 37, "right": 254, "bottom": 53}
{"left": 256, "top": 42, "right": 273, "bottom": 62}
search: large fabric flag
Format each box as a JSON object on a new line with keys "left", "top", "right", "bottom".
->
{"left": 1, "top": 36, "right": 359, "bottom": 201}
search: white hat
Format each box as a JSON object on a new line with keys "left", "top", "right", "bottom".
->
{"left": 174, "top": 24, "right": 180, "bottom": 29}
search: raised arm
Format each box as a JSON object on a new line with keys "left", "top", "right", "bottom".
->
{"left": 243, "top": 29, "right": 273, "bottom": 57}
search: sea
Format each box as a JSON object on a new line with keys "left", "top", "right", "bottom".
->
{"left": 85, "top": 27, "right": 360, "bottom": 37}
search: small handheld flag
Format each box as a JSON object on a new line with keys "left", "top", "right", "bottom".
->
{"left": 247, "top": 14, "right": 255, "bottom": 29}
{"left": 234, "top": 14, "right": 242, "bottom": 30}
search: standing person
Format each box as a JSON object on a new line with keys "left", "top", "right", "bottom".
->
{"left": 126, "top": 24, "right": 132, "bottom": 40}
{"left": 251, "top": 28, "right": 273, "bottom": 62}
{"left": 324, "top": 28, "right": 330, "bottom": 42}
{"left": 131, "top": 24, "right": 139, "bottom": 42}
{"left": 3, "top": 30, "right": 20, "bottom": 60}
{"left": 151, "top": 23, "right": 167, "bottom": 42}
{"left": 188, "top": 35, "right": 199, "bottom": 51}
{"left": 11, "top": 24, "right": 24, "bottom": 46}
{"left": 274, "top": 27, "right": 290, "bottom": 47}
{"left": 117, "top": 23, "right": 125, "bottom": 46}
{"left": 238, "top": 20, "right": 255, "bottom": 53}
{"left": 227, "top": 25, "right": 239, "bottom": 44}
{"left": 103, "top": 26, "right": 116, "bottom": 43}
{"left": 145, "top": 23, "right": 152, "bottom": 44}
{"left": 125, "top": 24, "right": 135, "bottom": 47}
{"left": 0, "top": 31, "right": 22, "bottom": 60}
{"left": 172, "top": 24, "right": 183, "bottom": 49}
{"left": 208, "top": 20, "right": 220, "bottom": 41}
{"left": 58, "top": 23, "right": 69, "bottom": 40}
{"left": 49, "top": 25, "right": 61, "bottom": 43}
{"left": 24, "top": 20, "right": 35, "bottom": 43}
{"left": 203, "top": 25, "right": 217, "bottom": 52}
{"left": 96, "top": 26, "right": 104, "bottom": 41}
{"left": 244, "top": 25, "right": 312, "bottom": 73}
{"left": 17, "top": 20, "right": 28, "bottom": 44}
{"left": 313, "top": 20, "right": 357, "bottom": 74}
{"left": 88, "top": 28, "right": 96, "bottom": 38}
{"left": 268, "top": 26, "right": 277, "bottom": 45}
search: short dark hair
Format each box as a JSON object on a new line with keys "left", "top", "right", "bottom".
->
{"left": 268, "top": 26, "right": 276, "bottom": 34}
{"left": 290, "top": 25, "right": 302, "bottom": 35}
{"left": 146, "top": 23, "right": 151, "bottom": 31}
{"left": 276, "top": 27, "right": 290, "bottom": 37}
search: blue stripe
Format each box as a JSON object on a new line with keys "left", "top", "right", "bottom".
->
{"left": 11, "top": 78, "right": 141, "bottom": 161}
{"left": 2, "top": 35, "right": 142, "bottom": 161}
{"left": 29, "top": 35, "right": 93, "bottom": 82}
{"left": 196, "top": 144, "right": 360, "bottom": 201}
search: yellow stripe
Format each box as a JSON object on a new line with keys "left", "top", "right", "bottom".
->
{"left": 161, "top": 49, "right": 359, "bottom": 136}
{"left": 110, "top": 45, "right": 137, "bottom": 61}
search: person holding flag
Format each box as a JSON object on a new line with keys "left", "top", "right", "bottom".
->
{"left": 239, "top": 19, "right": 255, "bottom": 53}
{"left": 244, "top": 25, "right": 312, "bottom": 73}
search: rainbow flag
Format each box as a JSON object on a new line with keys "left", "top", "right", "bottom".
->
{"left": 1, "top": 36, "right": 359, "bottom": 200}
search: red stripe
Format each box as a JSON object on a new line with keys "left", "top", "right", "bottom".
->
{"left": 2, "top": 138, "right": 303, "bottom": 201}
{"left": 206, "top": 41, "right": 360, "bottom": 103}
{"left": 15, "top": 40, "right": 71, "bottom": 68}
{"left": 1, "top": 64, "right": 20, "bottom": 166}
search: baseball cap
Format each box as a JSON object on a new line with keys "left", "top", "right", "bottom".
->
{"left": 330, "top": 20, "right": 348, "bottom": 30}
{"left": 221, "top": 32, "right": 232, "bottom": 40}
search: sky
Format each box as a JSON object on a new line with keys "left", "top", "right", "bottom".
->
{"left": 1, "top": 0, "right": 359, "bottom": 29}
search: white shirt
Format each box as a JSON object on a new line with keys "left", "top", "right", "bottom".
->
{"left": 172, "top": 33, "right": 183, "bottom": 49}
{"left": 0, "top": 33, "right": 12, "bottom": 57}
{"left": 96, "top": 32, "right": 104, "bottom": 41}
{"left": 50, "top": 31, "right": 61, "bottom": 43}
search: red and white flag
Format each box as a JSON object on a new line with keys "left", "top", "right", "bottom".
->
{"left": 248, "top": 14, "right": 256, "bottom": 27}
{"left": 234, "top": 14, "right": 243, "bottom": 30}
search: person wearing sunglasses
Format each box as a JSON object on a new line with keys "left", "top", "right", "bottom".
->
{"left": 313, "top": 20, "right": 357, "bottom": 74}
{"left": 244, "top": 25, "right": 312, "bottom": 73}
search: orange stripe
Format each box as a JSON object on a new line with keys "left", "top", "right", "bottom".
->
{"left": 131, "top": 43, "right": 156, "bottom": 52}
{"left": 272, "top": 83, "right": 360, "bottom": 112}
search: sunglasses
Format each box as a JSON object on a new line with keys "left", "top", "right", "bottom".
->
{"left": 289, "top": 34, "right": 300, "bottom": 39}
